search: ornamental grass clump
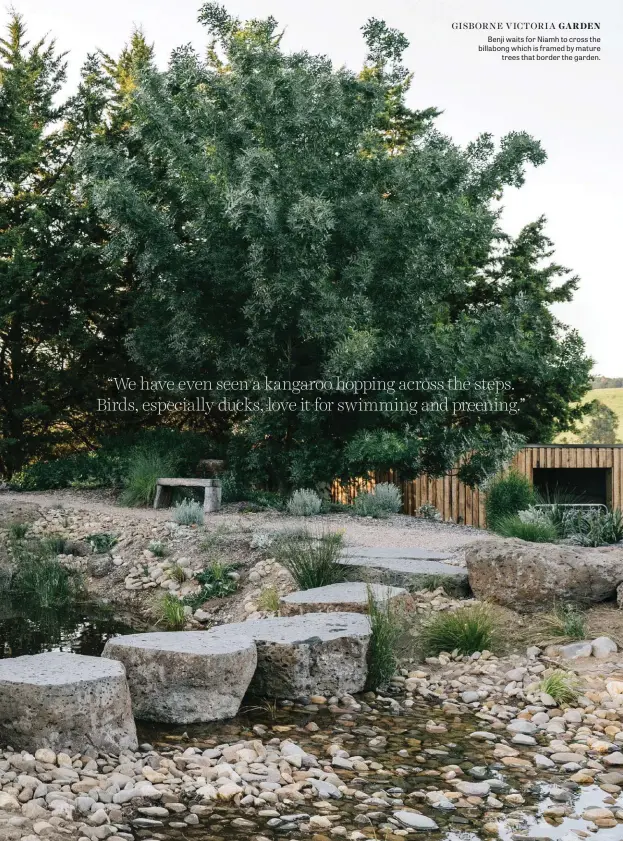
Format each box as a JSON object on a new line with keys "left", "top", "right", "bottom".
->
{"left": 10, "top": 540, "right": 84, "bottom": 609}
{"left": 540, "top": 603, "right": 587, "bottom": 642}
{"left": 494, "top": 514, "right": 558, "bottom": 543}
{"left": 365, "top": 587, "right": 402, "bottom": 691}
{"left": 274, "top": 529, "right": 345, "bottom": 590}
{"left": 538, "top": 670, "right": 580, "bottom": 705}
{"left": 153, "top": 593, "right": 186, "bottom": 630}
{"left": 286, "top": 488, "right": 322, "bottom": 516}
{"left": 257, "top": 586, "right": 281, "bottom": 614}
{"left": 354, "top": 483, "right": 402, "bottom": 518}
{"left": 419, "top": 604, "right": 498, "bottom": 657}
{"left": 119, "top": 448, "right": 175, "bottom": 507}
{"left": 562, "top": 508, "right": 623, "bottom": 547}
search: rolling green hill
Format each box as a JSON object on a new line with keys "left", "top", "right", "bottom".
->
{"left": 556, "top": 387, "right": 623, "bottom": 443}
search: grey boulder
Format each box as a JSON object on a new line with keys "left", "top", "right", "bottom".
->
{"left": 102, "top": 628, "right": 257, "bottom": 723}
{"left": 0, "top": 651, "right": 137, "bottom": 754}
{"left": 466, "top": 538, "right": 623, "bottom": 610}
{"left": 224, "top": 612, "right": 371, "bottom": 699}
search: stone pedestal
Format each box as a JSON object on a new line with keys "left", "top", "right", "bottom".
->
{"left": 0, "top": 652, "right": 138, "bottom": 754}
{"left": 203, "top": 481, "right": 221, "bottom": 513}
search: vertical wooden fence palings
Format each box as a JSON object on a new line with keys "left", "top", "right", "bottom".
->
{"left": 330, "top": 445, "right": 623, "bottom": 529}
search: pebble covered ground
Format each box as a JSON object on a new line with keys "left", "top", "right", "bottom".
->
{"left": 4, "top": 643, "right": 623, "bottom": 841}
{"left": 2, "top": 495, "right": 623, "bottom": 841}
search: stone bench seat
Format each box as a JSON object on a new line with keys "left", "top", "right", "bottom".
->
{"left": 280, "top": 582, "right": 407, "bottom": 616}
{"left": 154, "top": 477, "right": 221, "bottom": 513}
{"left": 0, "top": 652, "right": 137, "bottom": 754}
{"left": 223, "top": 613, "right": 371, "bottom": 699}
{"left": 102, "top": 628, "right": 257, "bottom": 723}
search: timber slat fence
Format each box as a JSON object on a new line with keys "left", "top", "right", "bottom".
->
{"left": 331, "top": 445, "right": 623, "bottom": 529}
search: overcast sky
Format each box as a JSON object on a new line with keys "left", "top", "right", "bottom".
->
{"left": 9, "top": 0, "right": 623, "bottom": 375}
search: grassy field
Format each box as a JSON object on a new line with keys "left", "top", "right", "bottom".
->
{"left": 556, "top": 387, "right": 623, "bottom": 443}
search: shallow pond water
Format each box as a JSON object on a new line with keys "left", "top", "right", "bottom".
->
{"left": 135, "top": 700, "right": 622, "bottom": 841}
{"left": 0, "top": 600, "right": 619, "bottom": 839}
{"left": 0, "top": 594, "right": 135, "bottom": 658}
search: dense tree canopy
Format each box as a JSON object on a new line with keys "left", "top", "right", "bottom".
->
{"left": 0, "top": 5, "right": 592, "bottom": 488}
{"left": 82, "top": 3, "right": 591, "bottom": 490}
{"left": 0, "top": 14, "right": 138, "bottom": 475}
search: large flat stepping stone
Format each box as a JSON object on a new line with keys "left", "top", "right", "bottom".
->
{"left": 344, "top": 547, "right": 452, "bottom": 560}
{"left": 102, "top": 628, "right": 257, "bottom": 723}
{"left": 280, "top": 582, "right": 407, "bottom": 616}
{"left": 223, "top": 613, "right": 371, "bottom": 699}
{"left": 0, "top": 652, "right": 137, "bottom": 754}
{"left": 339, "top": 549, "right": 468, "bottom": 594}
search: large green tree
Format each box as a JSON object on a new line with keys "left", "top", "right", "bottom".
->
{"left": 84, "top": 4, "right": 592, "bottom": 490}
{"left": 0, "top": 14, "right": 139, "bottom": 476}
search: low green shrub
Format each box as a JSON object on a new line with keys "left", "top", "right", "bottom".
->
{"left": 11, "top": 450, "right": 125, "bottom": 491}
{"left": 172, "top": 499, "right": 204, "bottom": 525}
{"left": 493, "top": 514, "right": 558, "bottom": 543}
{"left": 148, "top": 540, "right": 167, "bottom": 557}
{"left": 245, "top": 490, "right": 285, "bottom": 510}
{"left": 274, "top": 530, "right": 345, "bottom": 590}
{"left": 7, "top": 522, "right": 28, "bottom": 539}
{"left": 419, "top": 604, "right": 498, "bottom": 657}
{"left": 184, "top": 561, "right": 238, "bottom": 608}
{"left": 538, "top": 670, "right": 580, "bottom": 705}
{"left": 86, "top": 533, "right": 118, "bottom": 554}
{"left": 195, "top": 561, "right": 238, "bottom": 598}
{"left": 418, "top": 503, "right": 442, "bottom": 521}
{"left": 219, "top": 471, "right": 247, "bottom": 504}
{"left": 485, "top": 471, "right": 536, "bottom": 530}
{"left": 354, "top": 483, "right": 402, "bottom": 518}
{"left": 365, "top": 587, "right": 402, "bottom": 691}
{"left": 40, "top": 535, "right": 78, "bottom": 556}
{"left": 13, "top": 429, "right": 217, "bottom": 492}
{"left": 287, "top": 489, "right": 322, "bottom": 516}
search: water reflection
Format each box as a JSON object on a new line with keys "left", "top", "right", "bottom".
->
{"left": 0, "top": 594, "right": 135, "bottom": 658}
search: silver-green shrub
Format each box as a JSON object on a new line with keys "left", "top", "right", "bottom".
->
{"left": 173, "top": 499, "right": 204, "bottom": 525}
{"left": 354, "top": 483, "right": 402, "bottom": 518}
{"left": 286, "top": 488, "right": 322, "bottom": 516}
{"left": 418, "top": 503, "right": 442, "bottom": 521}
{"left": 517, "top": 506, "right": 553, "bottom": 527}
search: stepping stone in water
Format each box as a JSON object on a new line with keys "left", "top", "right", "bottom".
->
{"left": 280, "top": 582, "right": 407, "bottom": 616}
{"left": 339, "top": 549, "right": 469, "bottom": 594}
{"left": 102, "top": 627, "right": 257, "bottom": 723}
{"left": 224, "top": 612, "right": 371, "bottom": 699}
{"left": 0, "top": 651, "right": 137, "bottom": 754}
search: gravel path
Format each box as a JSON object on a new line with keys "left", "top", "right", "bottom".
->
{"left": 0, "top": 489, "right": 491, "bottom": 556}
